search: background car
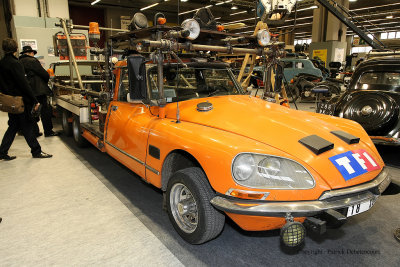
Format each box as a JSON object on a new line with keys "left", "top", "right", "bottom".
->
{"left": 281, "top": 58, "right": 323, "bottom": 82}
{"left": 317, "top": 56, "right": 400, "bottom": 145}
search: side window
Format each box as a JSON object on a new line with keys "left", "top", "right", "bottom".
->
{"left": 284, "top": 61, "right": 293, "bottom": 68}
{"left": 359, "top": 72, "right": 379, "bottom": 85}
{"left": 382, "top": 72, "right": 400, "bottom": 86}
{"left": 118, "top": 69, "right": 129, "bottom": 101}
{"left": 295, "top": 62, "right": 305, "bottom": 69}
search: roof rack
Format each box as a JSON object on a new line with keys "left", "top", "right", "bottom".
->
{"left": 366, "top": 49, "right": 400, "bottom": 59}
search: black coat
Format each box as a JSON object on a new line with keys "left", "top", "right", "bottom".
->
{"left": 0, "top": 53, "right": 38, "bottom": 105}
{"left": 19, "top": 54, "right": 51, "bottom": 97}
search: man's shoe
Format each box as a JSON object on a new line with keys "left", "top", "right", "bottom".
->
{"left": 33, "top": 152, "right": 53, "bottom": 158}
{"left": 45, "top": 131, "right": 61, "bottom": 137}
{"left": 0, "top": 154, "right": 16, "bottom": 161}
{"left": 36, "top": 132, "right": 43, "bottom": 137}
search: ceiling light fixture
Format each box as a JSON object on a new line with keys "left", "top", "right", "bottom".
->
{"left": 181, "top": 0, "right": 188, "bottom": 2}
{"left": 230, "top": 10, "right": 247, "bottom": 16}
{"left": 231, "top": 5, "right": 238, "bottom": 10}
{"left": 349, "top": 0, "right": 357, "bottom": 2}
{"left": 91, "top": 0, "right": 101, "bottom": 5}
{"left": 352, "top": 2, "right": 400, "bottom": 12}
{"left": 140, "top": 3, "right": 159, "bottom": 11}
{"left": 386, "top": 14, "right": 394, "bottom": 19}
{"left": 179, "top": 5, "right": 213, "bottom": 15}
{"left": 296, "top": 5, "right": 318, "bottom": 12}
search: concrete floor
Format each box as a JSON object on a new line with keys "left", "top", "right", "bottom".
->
{"left": 0, "top": 113, "right": 182, "bottom": 266}
{"left": 0, "top": 104, "right": 399, "bottom": 266}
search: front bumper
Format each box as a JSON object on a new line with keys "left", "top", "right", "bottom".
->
{"left": 211, "top": 167, "right": 391, "bottom": 217}
{"left": 370, "top": 136, "right": 400, "bottom": 146}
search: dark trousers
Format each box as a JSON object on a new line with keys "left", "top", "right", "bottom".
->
{"left": 34, "top": 95, "right": 53, "bottom": 135}
{"left": 0, "top": 112, "right": 41, "bottom": 156}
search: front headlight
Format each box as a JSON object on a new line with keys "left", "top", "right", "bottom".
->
{"left": 232, "top": 153, "right": 315, "bottom": 189}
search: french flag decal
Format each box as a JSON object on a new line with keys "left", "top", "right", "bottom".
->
{"left": 329, "top": 149, "right": 380, "bottom": 181}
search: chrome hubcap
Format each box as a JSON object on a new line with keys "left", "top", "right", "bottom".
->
{"left": 170, "top": 183, "right": 198, "bottom": 233}
{"left": 361, "top": 105, "right": 373, "bottom": 116}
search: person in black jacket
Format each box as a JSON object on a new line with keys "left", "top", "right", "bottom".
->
{"left": 19, "top": 46, "right": 60, "bottom": 137}
{"left": 0, "top": 38, "right": 52, "bottom": 160}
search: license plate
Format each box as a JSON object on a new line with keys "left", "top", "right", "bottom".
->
{"left": 316, "top": 103, "right": 336, "bottom": 115}
{"left": 347, "top": 199, "right": 375, "bottom": 217}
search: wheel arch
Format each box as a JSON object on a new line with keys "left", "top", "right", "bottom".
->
{"left": 161, "top": 149, "right": 208, "bottom": 192}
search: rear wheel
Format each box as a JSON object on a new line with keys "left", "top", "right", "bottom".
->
{"left": 166, "top": 167, "right": 225, "bottom": 244}
{"left": 72, "top": 116, "right": 89, "bottom": 147}
{"left": 61, "top": 109, "right": 72, "bottom": 136}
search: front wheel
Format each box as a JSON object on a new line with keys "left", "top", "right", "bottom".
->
{"left": 166, "top": 167, "right": 225, "bottom": 244}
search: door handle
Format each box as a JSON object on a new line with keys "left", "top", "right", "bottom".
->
{"left": 112, "top": 105, "right": 118, "bottom": 111}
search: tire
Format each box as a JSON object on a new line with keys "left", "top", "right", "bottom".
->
{"left": 61, "top": 109, "right": 73, "bottom": 136}
{"left": 72, "top": 116, "right": 89, "bottom": 147}
{"left": 341, "top": 92, "right": 399, "bottom": 136}
{"left": 166, "top": 167, "right": 225, "bottom": 244}
{"left": 287, "top": 84, "right": 300, "bottom": 102}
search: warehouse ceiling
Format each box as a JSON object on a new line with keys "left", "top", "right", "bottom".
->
{"left": 69, "top": 0, "right": 400, "bottom": 39}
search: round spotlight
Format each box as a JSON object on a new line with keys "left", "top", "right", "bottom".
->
{"left": 257, "top": 29, "right": 271, "bottom": 46}
{"left": 280, "top": 222, "right": 306, "bottom": 247}
{"left": 231, "top": 5, "right": 238, "bottom": 10}
{"left": 181, "top": 19, "right": 201, "bottom": 40}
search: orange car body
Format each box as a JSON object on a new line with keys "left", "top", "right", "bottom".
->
{"left": 79, "top": 61, "right": 391, "bottom": 232}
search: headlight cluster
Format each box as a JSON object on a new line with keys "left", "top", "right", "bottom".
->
{"left": 232, "top": 153, "right": 315, "bottom": 189}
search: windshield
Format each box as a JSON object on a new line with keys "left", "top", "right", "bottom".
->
{"left": 148, "top": 66, "right": 244, "bottom": 102}
{"left": 354, "top": 72, "right": 400, "bottom": 92}
{"left": 54, "top": 64, "right": 102, "bottom": 77}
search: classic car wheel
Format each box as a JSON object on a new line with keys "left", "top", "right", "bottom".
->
{"left": 166, "top": 167, "right": 225, "bottom": 244}
{"left": 72, "top": 116, "right": 89, "bottom": 148}
{"left": 341, "top": 93, "right": 399, "bottom": 136}
{"left": 61, "top": 109, "right": 73, "bottom": 136}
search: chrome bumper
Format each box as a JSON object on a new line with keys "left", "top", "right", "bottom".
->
{"left": 211, "top": 168, "right": 391, "bottom": 217}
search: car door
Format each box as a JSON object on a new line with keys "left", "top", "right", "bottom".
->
{"left": 105, "top": 67, "right": 156, "bottom": 179}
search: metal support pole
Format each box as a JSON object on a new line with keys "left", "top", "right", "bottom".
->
{"left": 144, "top": 41, "right": 262, "bottom": 55}
{"left": 68, "top": 49, "right": 74, "bottom": 95}
{"left": 60, "top": 19, "right": 85, "bottom": 91}
{"left": 157, "top": 50, "right": 164, "bottom": 103}
{"left": 317, "top": 0, "right": 383, "bottom": 49}
{"left": 72, "top": 25, "right": 129, "bottom": 33}
{"left": 104, "top": 41, "right": 111, "bottom": 92}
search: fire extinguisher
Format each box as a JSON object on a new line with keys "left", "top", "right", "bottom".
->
{"left": 90, "top": 102, "right": 99, "bottom": 121}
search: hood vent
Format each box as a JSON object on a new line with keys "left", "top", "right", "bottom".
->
{"left": 299, "top": 135, "right": 334, "bottom": 155}
{"left": 331, "top": 131, "right": 360, "bottom": 144}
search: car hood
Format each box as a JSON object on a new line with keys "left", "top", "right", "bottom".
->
{"left": 164, "top": 95, "right": 384, "bottom": 189}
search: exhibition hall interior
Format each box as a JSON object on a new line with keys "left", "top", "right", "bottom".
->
{"left": 0, "top": 0, "right": 399, "bottom": 265}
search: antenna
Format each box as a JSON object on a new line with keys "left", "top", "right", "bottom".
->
{"left": 175, "top": 0, "right": 181, "bottom": 124}
{"left": 174, "top": 54, "right": 182, "bottom": 124}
